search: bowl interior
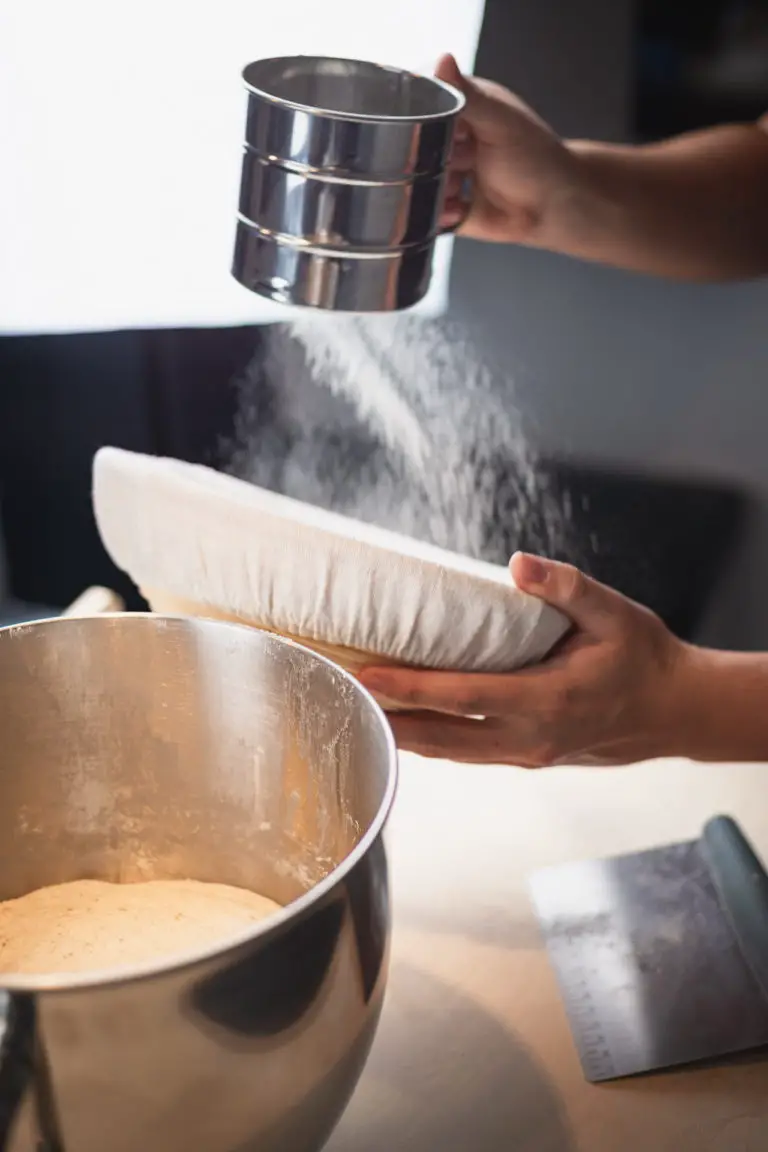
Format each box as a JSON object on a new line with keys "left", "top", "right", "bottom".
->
{"left": 0, "top": 615, "right": 396, "bottom": 909}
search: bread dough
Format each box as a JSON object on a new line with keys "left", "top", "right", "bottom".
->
{"left": 0, "top": 879, "right": 282, "bottom": 977}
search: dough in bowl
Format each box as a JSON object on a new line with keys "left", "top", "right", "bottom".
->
{"left": 0, "top": 879, "right": 281, "bottom": 977}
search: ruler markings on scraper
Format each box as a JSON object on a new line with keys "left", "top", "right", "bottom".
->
{"left": 552, "top": 949, "right": 616, "bottom": 1082}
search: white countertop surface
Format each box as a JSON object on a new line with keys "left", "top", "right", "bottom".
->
{"left": 329, "top": 754, "right": 768, "bottom": 1151}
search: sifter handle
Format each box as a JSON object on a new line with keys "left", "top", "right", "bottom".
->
{"left": 438, "top": 174, "right": 473, "bottom": 236}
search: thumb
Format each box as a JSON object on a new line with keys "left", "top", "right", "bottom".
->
{"left": 435, "top": 53, "right": 465, "bottom": 89}
{"left": 435, "top": 53, "right": 510, "bottom": 139}
{"left": 510, "top": 552, "right": 630, "bottom": 636}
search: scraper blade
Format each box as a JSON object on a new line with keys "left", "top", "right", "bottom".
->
{"left": 529, "top": 815, "right": 768, "bottom": 1081}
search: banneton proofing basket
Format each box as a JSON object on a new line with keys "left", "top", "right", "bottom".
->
{"left": 231, "top": 56, "right": 467, "bottom": 312}
{"left": 0, "top": 613, "right": 397, "bottom": 1152}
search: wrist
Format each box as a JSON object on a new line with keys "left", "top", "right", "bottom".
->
{"left": 533, "top": 140, "right": 630, "bottom": 259}
{"left": 658, "top": 643, "right": 717, "bottom": 760}
{"left": 662, "top": 644, "right": 768, "bottom": 763}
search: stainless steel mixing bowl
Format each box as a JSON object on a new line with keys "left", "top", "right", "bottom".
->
{"left": 231, "top": 55, "right": 466, "bottom": 311}
{"left": 0, "top": 614, "right": 397, "bottom": 1152}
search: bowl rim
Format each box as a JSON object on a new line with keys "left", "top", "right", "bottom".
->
{"left": 0, "top": 612, "right": 399, "bottom": 993}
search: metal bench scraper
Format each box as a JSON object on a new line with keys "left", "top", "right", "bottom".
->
{"left": 529, "top": 815, "right": 768, "bottom": 1082}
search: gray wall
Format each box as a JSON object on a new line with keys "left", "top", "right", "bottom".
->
{"left": 449, "top": 0, "right": 768, "bottom": 648}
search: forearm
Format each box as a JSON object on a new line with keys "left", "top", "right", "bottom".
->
{"left": 541, "top": 121, "right": 768, "bottom": 281}
{"left": 668, "top": 646, "right": 768, "bottom": 762}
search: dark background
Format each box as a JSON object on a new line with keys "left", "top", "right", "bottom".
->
{"left": 1, "top": 0, "right": 765, "bottom": 635}
{"left": 635, "top": 0, "right": 768, "bottom": 138}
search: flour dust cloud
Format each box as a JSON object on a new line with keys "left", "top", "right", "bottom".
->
{"left": 226, "top": 314, "right": 568, "bottom": 566}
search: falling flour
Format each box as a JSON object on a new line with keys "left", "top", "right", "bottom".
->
{"left": 0, "top": 879, "right": 281, "bottom": 977}
{"left": 226, "top": 313, "right": 568, "bottom": 566}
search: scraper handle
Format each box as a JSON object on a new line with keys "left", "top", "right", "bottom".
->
{"left": 702, "top": 815, "right": 768, "bottom": 1004}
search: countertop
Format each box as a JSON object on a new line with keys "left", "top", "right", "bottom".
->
{"left": 329, "top": 754, "right": 768, "bottom": 1151}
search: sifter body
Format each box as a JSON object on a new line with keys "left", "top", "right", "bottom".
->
{"left": 231, "top": 56, "right": 466, "bottom": 312}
